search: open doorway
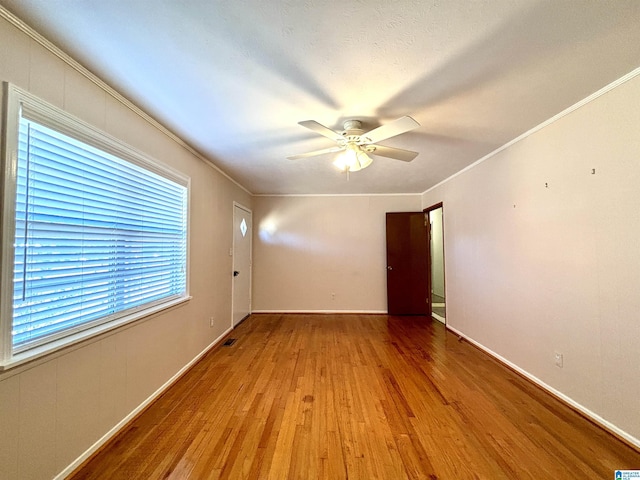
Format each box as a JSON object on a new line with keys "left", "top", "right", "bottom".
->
{"left": 425, "top": 204, "right": 446, "bottom": 323}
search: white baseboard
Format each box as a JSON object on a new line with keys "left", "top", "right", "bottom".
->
{"left": 251, "top": 309, "right": 387, "bottom": 314}
{"left": 54, "top": 327, "right": 233, "bottom": 480}
{"left": 446, "top": 325, "right": 640, "bottom": 450}
{"left": 432, "top": 312, "right": 445, "bottom": 324}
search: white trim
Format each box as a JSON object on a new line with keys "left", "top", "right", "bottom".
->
{"left": 447, "top": 325, "right": 640, "bottom": 450}
{"left": 0, "top": 296, "right": 191, "bottom": 380}
{"left": 431, "top": 313, "right": 445, "bottom": 324}
{"left": 253, "top": 193, "right": 421, "bottom": 197}
{"left": 185, "top": 177, "right": 192, "bottom": 306}
{"left": 251, "top": 310, "right": 388, "bottom": 314}
{"left": 422, "top": 66, "right": 640, "bottom": 196}
{"left": 233, "top": 201, "right": 252, "bottom": 214}
{"left": 52, "top": 326, "right": 233, "bottom": 480}
{"left": 1, "top": 296, "right": 191, "bottom": 372}
{"left": 0, "top": 83, "right": 20, "bottom": 365}
{"left": 0, "top": 6, "right": 252, "bottom": 195}
{"left": 9, "top": 83, "right": 189, "bottom": 185}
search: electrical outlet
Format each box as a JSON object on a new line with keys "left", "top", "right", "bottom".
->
{"left": 554, "top": 352, "right": 563, "bottom": 368}
{"left": 331, "top": 292, "right": 335, "bottom": 300}
{"left": 209, "top": 317, "right": 214, "bottom": 327}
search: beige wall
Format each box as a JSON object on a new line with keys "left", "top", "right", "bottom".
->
{"left": 252, "top": 195, "right": 421, "bottom": 312}
{"left": 3, "top": 6, "right": 639, "bottom": 478}
{"left": 422, "top": 72, "right": 640, "bottom": 445}
{"left": 0, "top": 14, "right": 251, "bottom": 479}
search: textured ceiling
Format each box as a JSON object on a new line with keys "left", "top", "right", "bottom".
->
{"left": 2, "top": 0, "right": 639, "bottom": 194}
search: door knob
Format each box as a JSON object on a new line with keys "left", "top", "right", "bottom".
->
{"left": 387, "top": 266, "right": 393, "bottom": 271}
{"left": 233, "top": 271, "right": 240, "bottom": 277}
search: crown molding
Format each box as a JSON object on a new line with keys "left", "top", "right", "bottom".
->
{"left": 0, "top": 6, "right": 252, "bottom": 195}
{"left": 253, "top": 192, "right": 421, "bottom": 198}
{"left": 422, "top": 66, "right": 640, "bottom": 196}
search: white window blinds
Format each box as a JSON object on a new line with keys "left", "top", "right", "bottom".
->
{"left": 8, "top": 100, "right": 188, "bottom": 354}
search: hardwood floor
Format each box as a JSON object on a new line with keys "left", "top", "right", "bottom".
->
{"left": 70, "top": 314, "right": 640, "bottom": 479}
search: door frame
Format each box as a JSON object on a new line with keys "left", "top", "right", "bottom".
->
{"left": 231, "top": 202, "right": 252, "bottom": 328}
{"left": 423, "top": 202, "right": 446, "bottom": 323}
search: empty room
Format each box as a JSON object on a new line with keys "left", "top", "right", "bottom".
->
{"left": 1, "top": 1, "right": 640, "bottom": 479}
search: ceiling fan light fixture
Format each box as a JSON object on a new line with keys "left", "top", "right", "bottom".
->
{"left": 333, "top": 143, "right": 373, "bottom": 172}
{"left": 290, "top": 116, "right": 419, "bottom": 173}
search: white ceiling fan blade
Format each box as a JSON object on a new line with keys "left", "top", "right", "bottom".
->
{"left": 287, "top": 145, "right": 344, "bottom": 160}
{"left": 369, "top": 145, "right": 418, "bottom": 162}
{"left": 362, "top": 116, "right": 420, "bottom": 144}
{"left": 298, "top": 120, "right": 344, "bottom": 141}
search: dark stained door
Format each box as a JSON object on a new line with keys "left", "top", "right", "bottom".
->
{"left": 386, "top": 212, "right": 430, "bottom": 315}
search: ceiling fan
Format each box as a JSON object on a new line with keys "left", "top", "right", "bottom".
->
{"left": 287, "top": 116, "right": 420, "bottom": 173}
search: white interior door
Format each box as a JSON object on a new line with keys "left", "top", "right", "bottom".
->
{"left": 232, "top": 203, "right": 252, "bottom": 327}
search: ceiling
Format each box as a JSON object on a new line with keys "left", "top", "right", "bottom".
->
{"left": 2, "top": 1, "right": 639, "bottom": 195}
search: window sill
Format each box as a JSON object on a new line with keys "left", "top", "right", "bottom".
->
{"left": 0, "top": 295, "right": 192, "bottom": 372}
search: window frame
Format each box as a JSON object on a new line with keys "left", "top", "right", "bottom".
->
{"left": 0, "top": 82, "right": 191, "bottom": 369}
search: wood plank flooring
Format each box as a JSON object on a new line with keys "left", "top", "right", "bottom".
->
{"left": 70, "top": 314, "right": 640, "bottom": 479}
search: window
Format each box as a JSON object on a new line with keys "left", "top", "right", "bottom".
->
{"left": 1, "top": 83, "right": 189, "bottom": 367}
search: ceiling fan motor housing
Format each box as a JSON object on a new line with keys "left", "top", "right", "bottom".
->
{"left": 341, "top": 120, "right": 368, "bottom": 145}
{"left": 288, "top": 115, "right": 419, "bottom": 162}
